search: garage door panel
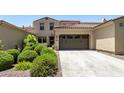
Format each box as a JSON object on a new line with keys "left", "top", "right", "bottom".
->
{"left": 59, "top": 35, "right": 89, "bottom": 50}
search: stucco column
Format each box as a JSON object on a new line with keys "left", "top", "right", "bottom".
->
{"left": 55, "top": 35, "right": 59, "bottom": 50}
{"left": 47, "top": 36, "right": 49, "bottom": 45}
{"left": 89, "top": 32, "right": 95, "bottom": 49}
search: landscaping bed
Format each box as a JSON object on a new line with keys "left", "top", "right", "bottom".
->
{"left": 0, "top": 34, "right": 61, "bottom": 77}
{"left": 0, "top": 68, "right": 30, "bottom": 77}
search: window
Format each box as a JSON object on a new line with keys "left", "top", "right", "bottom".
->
{"left": 49, "top": 23, "right": 54, "bottom": 30}
{"left": 119, "top": 23, "right": 123, "bottom": 27}
{"left": 42, "top": 37, "right": 47, "bottom": 43}
{"left": 40, "top": 23, "right": 44, "bottom": 30}
{"left": 38, "top": 38, "right": 42, "bottom": 43}
{"left": 39, "top": 37, "right": 47, "bottom": 43}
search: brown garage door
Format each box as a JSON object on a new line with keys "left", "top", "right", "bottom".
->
{"left": 59, "top": 35, "right": 89, "bottom": 50}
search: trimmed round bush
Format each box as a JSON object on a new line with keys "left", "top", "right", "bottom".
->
{"left": 22, "top": 46, "right": 33, "bottom": 51}
{"left": 41, "top": 43, "right": 48, "bottom": 47}
{"left": 6, "top": 49, "right": 20, "bottom": 63}
{"left": 31, "top": 43, "right": 39, "bottom": 49}
{"left": 0, "top": 51, "right": 14, "bottom": 71}
{"left": 15, "top": 61, "right": 33, "bottom": 71}
{"left": 34, "top": 44, "right": 46, "bottom": 55}
{"left": 41, "top": 48, "right": 57, "bottom": 57}
{"left": 31, "top": 53, "right": 58, "bottom": 77}
{"left": 18, "top": 50, "right": 38, "bottom": 62}
{"left": 22, "top": 43, "right": 39, "bottom": 52}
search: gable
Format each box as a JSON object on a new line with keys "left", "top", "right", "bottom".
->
{"left": 33, "top": 17, "right": 59, "bottom": 23}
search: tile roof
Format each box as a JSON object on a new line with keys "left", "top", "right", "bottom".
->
{"left": 21, "top": 26, "right": 36, "bottom": 34}
{"left": 55, "top": 22, "right": 101, "bottom": 29}
{"left": 60, "top": 20, "right": 80, "bottom": 23}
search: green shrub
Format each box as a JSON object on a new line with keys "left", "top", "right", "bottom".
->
{"left": 41, "top": 48, "right": 57, "bottom": 57}
{"left": 31, "top": 43, "right": 39, "bottom": 49}
{"left": 22, "top": 43, "right": 39, "bottom": 52}
{"left": 23, "top": 34, "right": 38, "bottom": 47}
{"left": 18, "top": 50, "right": 38, "bottom": 62}
{"left": 15, "top": 61, "right": 33, "bottom": 71}
{"left": 31, "top": 53, "right": 58, "bottom": 77}
{"left": 34, "top": 44, "right": 46, "bottom": 55}
{"left": 22, "top": 46, "right": 33, "bottom": 51}
{"left": 41, "top": 43, "right": 48, "bottom": 47}
{"left": 6, "top": 49, "right": 20, "bottom": 64}
{"left": 0, "top": 51, "right": 14, "bottom": 71}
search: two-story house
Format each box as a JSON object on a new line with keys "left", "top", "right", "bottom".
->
{"left": 24, "top": 16, "right": 124, "bottom": 55}
{"left": 33, "top": 17, "right": 59, "bottom": 47}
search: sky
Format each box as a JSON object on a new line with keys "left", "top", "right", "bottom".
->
{"left": 0, "top": 15, "right": 120, "bottom": 27}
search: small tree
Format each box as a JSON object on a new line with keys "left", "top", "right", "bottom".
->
{"left": 0, "top": 40, "right": 4, "bottom": 50}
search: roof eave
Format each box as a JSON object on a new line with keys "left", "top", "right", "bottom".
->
{"left": 0, "top": 20, "right": 33, "bottom": 35}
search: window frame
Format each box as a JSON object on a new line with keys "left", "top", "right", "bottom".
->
{"left": 49, "top": 23, "right": 54, "bottom": 30}
{"left": 39, "top": 37, "right": 47, "bottom": 43}
{"left": 40, "top": 23, "right": 44, "bottom": 30}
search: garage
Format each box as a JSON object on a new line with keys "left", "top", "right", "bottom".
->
{"left": 59, "top": 35, "right": 89, "bottom": 50}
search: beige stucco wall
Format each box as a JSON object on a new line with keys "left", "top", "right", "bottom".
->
{"left": 95, "top": 21, "right": 115, "bottom": 52}
{"left": 114, "top": 18, "right": 124, "bottom": 54}
{"left": 54, "top": 28, "right": 95, "bottom": 50}
{"left": 33, "top": 18, "right": 59, "bottom": 43}
{"left": 0, "top": 24, "right": 28, "bottom": 50}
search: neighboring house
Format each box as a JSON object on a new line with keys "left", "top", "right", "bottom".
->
{"left": 25, "top": 16, "right": 124, "bottom": 54}
{"left": 94, "top": 16, "right": 124, "bottom": 55}
{"left": 0, "top": 20, "right": 30, "bottom": 49}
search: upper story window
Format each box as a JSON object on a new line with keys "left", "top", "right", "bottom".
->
{"left": 40, "top": 23, "right": 44, "bottom": 30}
{"left": 49, "top": 23, "right": 54, "bottom": 30}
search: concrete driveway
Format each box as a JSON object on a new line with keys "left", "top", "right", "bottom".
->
{"left": 59, "top": 50, "right": 124, "bottom": 77}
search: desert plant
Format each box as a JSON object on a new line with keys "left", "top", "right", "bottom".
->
{"left": 15, "top": 61, "right": 33, "bottom": 71}
{"left": 0, "top": 51, "right": 14, "bottom": 71}
{"left": 31, "top": 53, "right": 58, "bottom": 77}
{"left": 18, "top": 50, "right": 38, "bottom": 62}
{"left": 6, "top": 49, "right": 20, "bottom": 63}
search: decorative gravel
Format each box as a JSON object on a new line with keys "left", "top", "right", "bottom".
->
{"left": 0, "top": 68, "right": 30, "bottom": 77}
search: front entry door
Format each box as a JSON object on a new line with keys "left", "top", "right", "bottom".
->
{"left": 49, "top": 36, "right": 54, "bottom": 47}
